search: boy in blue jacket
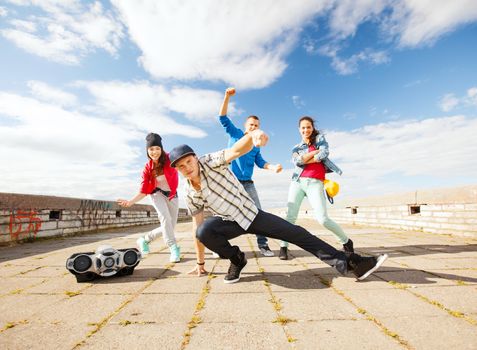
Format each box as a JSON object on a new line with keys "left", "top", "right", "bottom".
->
{"left": 218, "top": 87, "right": 282, "bottom": 257}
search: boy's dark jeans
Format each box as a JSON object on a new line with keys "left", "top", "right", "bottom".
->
{"left": 196, "top": 210, "right": 348, "bottom": 275}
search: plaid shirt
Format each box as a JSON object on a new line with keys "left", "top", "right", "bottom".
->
{"left": 185, "top": 150, "right": 259, "bottom": 230}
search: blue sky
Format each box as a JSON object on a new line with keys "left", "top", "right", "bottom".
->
{"left": 1, "top": 0, "right": 476, "bottom": 209}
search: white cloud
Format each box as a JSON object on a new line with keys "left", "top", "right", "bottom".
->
{"left": 76, "top": 80, "right": 234, "bottom": 137}
{"left": 0, "top": 91, "right": 141, "bottom": 199}
{"left": 112, "top": 0, "right": 330, "bottom": 89}
{"left": 319, "top": 46, "right": 390, "bottom": 75}
{"left": 1, "top": 1, "right": 123, "bottom": 64}
{"left": 326, "top": 0, "right": 477, "bottom": 48}
{"left": 313, "top": 0, "right": 477, "bottom": 74}
{"left": 403, "top": 79, "right": 426, "bottom": 88}
{"left": 27, "top": 80, "right": 77, "bottom": 106}
{"left": 9, "top": 19, "right": 36, "bottom": 32}
{"left": 439, "top": 87, "right": 477, "bottom": 112}
{"left": 439, "top": 93, "right": 459, "bottom": 112}
{"left": 327, "top": 115, "right": 477, "bottom": 196}
{"left": 328, "top": 0, "right": 387, "bottom": 39}
{"left": 252, "top": 115, "right": 477, "bottom": 208}
{"left": 303, "top": 38, "right": 319, "bottom": 55}
{"left": 0, "top": 6, "right": 8, "bottom": 17}
{"left": 292, "top": 95, "right": 305, "bottom": 109}
{"left": 390, "top": 0, "right": 477, "bottom": 48}
{"left": 0, "top": 81, "right": 230, "bottom": 199}
{"left": 466, "top": 87, "right": 477, "bottom": 107}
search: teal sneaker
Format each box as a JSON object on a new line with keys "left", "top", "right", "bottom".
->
{"left": 136, "top": 237, "right": 150, "bottom": 256}
{"left": 169, "top": 244, "right": 181, "bottom": 263}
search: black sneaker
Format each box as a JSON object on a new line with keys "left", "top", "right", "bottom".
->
{"left": 224, "top": 252, "right": 247, "bottom": 284}
{"left": 343, "top": 239, "right": 354, "bottom": 253}
{"left": 348, "top": 253, "right": 388, "bottom": 281}
{"left": 278, "top": 247, "right": 288, "bottom": 260}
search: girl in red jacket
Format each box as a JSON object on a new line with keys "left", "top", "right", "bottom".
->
{"left": 117, "top": 133, "right": 181, "bottom": 262}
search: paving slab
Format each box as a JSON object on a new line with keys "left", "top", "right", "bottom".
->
{"left": 286, "top": 319, "right": 403, "bottom": 350}
{"left": 111, "top": 293, "right": 198, "bottom": 324}
{"left": 33, "top": 294, "right": 129, "bottom": 325}
{"left": 342, "top": 288, "right": 452, "bottom": 318}
{"left": 22, "top": 276, "right": 81, "bottom": 294}
{"left": 0, "top": 294, "right": 64, "bottom": 324}
{"left": 79, "top": 323, "right": 188, "bottom": 349}
{"left": 187, "top": 323, "right": 291, "bottom": 349}
{"left": 426, "top": 268, "right": 477, "bottom": 284}
{"left": 0, "top": 277, "right": 46, "bottom": 295}
{"left": 201, "top": 292, "right": 278, "bottom": 323}
{"left": 208, "top": 273, "right": 267, "bottom": 293}
{"left": 273, "top": 290, "right": 365, "bottom": 321}
{"left": 378, "top": 315, "right": 477, "bottom": 350}
{"left": 410, "top": 285, "right": 477, "bottom": 316}
{"left": 145, "top": 275, "right": 208, "bottom": 294}
{"left": 0, "top": 220, "right": 476, "bottom": 349}
{"left": 0, "top": 320, "right": 95, "bottom": 350}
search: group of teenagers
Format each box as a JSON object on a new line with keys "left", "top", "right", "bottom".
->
{"left": 118, "top": 88, "right": 388, "bottom": 284}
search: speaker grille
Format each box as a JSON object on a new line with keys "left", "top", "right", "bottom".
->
{"left": 104, "top": 257, "right": 115, "bottom": 268}
{"left": 73, "top": 255, "right": 92, "bottom": 272}
{"left": 123, "top": 250, "right": 139, "bottom": 266}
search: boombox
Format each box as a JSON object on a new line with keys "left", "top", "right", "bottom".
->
{"left": 66, "top": 245, "right": 142, "bottom": 282}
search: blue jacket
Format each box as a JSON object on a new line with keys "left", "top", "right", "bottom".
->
{"left": 219, "top": 115, "right": 267, "bottom": 181}
{"left": 291, "top": 134, "right": 342, "bottom": 181}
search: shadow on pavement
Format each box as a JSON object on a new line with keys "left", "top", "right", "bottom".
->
{"left": 75, "top": 267, "right": 181, "bottom": 284}
{"left": 236, "top": 266, "right": 477, "bottom": 290}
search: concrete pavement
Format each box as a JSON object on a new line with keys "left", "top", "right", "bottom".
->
{"left": 1, "top": 219, "right": 476, "bottom": 349}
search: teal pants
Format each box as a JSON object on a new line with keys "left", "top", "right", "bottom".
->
{"left": 281, "top": 178, "right": 349, "bottom": 247}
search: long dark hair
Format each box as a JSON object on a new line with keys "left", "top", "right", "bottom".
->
{"left": 147, "top": 147, "right": 166, "bottom": 176}
{"left": 299, "top": 116, "right": 319, "bottom": 145}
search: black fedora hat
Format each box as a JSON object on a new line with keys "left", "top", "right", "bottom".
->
{"left": 169, "top": 144, "right": 196, "bottom": 167}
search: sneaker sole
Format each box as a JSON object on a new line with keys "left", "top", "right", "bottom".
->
{"left": 223, "top": 274, "right": 241, "bottom": 284}
{"left": 357, "top": 254, "right": 388, "bottom": 281}
{"left": 260, "top": 252, "right": 275, "bottom": 257}
{"left": 223, "top": 261, "right": 247, "bottom": 284}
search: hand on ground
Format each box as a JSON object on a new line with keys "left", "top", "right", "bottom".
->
{"left": 187, "top": 264, "right": 208, "bottom": 277}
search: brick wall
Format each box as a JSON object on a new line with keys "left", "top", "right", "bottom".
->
{"left": 271, "top": 185, "right": 477, "bottom": 237}
{"left": 0, "top": 192, "right": 190, "bottom": 244}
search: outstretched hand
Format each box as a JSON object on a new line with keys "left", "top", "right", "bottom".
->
{"left": 270, "top": 164, "right": 283, "bottom": 173}
{"left": 117, "top": 199, "right": 132, "bottom": 207}
{"left": 250, "top": 129, "right": 269, "bottom": 147}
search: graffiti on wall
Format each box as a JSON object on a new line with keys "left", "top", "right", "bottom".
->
{"left": 78, "top": 200, "right": 114, "bottom": 229}
{"left": 79, "top": 200, "right": 112, "bottom": 211}
{"left": 80, "top": 209, "right": 111, "bottom": 229}
{"left": 9, "top": 210, "right": 42, "bottom": 240}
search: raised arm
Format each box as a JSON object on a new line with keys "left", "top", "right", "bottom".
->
{"left": 224, "top": 129, "right": 269, "bottom": 164}
{"left": 219, "top": 87, "right": 235, "bottom": 116}
{"left": 219, "top": 88, "right": 243, "bottom": 138}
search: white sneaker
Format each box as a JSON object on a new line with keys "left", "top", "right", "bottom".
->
{"left": 136, "top": 237, "right": 150, "bottom": 256}
{"left": 259, "top": 245, "right": 274, "bottom": 257}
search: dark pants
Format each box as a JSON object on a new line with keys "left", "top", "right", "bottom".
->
{"left": 196, "top": 210, "right": 348, "bottom": 275}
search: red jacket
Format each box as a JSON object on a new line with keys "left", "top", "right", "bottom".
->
{"left": 140, "top": 153, "right": 178, "bottom": 200}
